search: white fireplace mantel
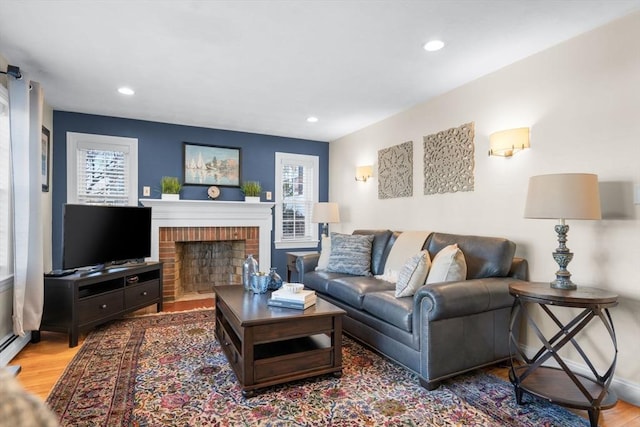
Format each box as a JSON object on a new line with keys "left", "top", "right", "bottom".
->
{"left": 139, "top": 199, "right": 275, "bottom": 269}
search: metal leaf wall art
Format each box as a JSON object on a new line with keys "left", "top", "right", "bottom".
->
{"left": 423, "top": 122, "right": 475, "bottom": 195}
{"left": 378, "top": 141, "right": 413, "bottom": 199}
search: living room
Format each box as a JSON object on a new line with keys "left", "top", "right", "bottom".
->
{"left": 1, "top": 1, "right": 640, "bottom": 425}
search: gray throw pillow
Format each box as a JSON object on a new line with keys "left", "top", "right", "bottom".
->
{"left": 327, "top": 233, "right": 374, "bottom": 276}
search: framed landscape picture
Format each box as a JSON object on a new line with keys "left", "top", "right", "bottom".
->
{"left": 183, "top": 142, "right": 241, "bottom": 186}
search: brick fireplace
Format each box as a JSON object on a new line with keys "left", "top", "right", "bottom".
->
{"left": 140, "top": 199, "right": 274, "bottom": 302}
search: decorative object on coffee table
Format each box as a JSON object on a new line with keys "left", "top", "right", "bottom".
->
{"left": 250, "top": 272, "right": 270, "bottom": 294}
{"left": 242, "top": 254, "right": 258, "bottom": 291}
{"left": 267, "top": 267, "right": 283, "bottom": 290}
{"left": 524, "top": 173, "right": 601, "bottom": 290}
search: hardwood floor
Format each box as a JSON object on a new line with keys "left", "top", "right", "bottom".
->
{"left": 8, "top": 299, "right": 640, "bottom": 426}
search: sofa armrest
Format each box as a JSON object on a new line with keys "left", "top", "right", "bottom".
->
{"left": 509, "top": 257, "right": 529, "bottom": 281}
{"left": 414, "top": 277, "right": 527, "bottom": 322}
{"left": 295, "top": 253, "right": 321, "bottom": 282}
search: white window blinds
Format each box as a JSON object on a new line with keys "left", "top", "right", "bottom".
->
{"left": 75, "top": 145, "right": 129, "bottom": 205}
{"left": 274, "top": 152, "right": 319, "bottom": 249}
{"left": 66, "top": 132, "right": 138, "bottom": 206}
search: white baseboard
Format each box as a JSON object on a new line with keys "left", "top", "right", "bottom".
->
{"left": 520, "top": 344, "right": 640, "bottom": 407}
{"left": 0, "top": 332, "right": 31, "bottom": 367}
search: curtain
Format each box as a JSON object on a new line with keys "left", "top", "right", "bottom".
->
{"left": 8, "top": 77, "right": 44, "bottom": 336}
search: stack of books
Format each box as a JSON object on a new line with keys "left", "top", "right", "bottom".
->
{"left": 268, "top": 287, "right": 316, "bottom": 310}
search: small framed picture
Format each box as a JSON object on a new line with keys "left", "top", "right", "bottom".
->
{"left": 41, "top": 126, "right": 50, "bottom": 192}
{"left": 183, "top": 142, "right": 241, "bottom": 187}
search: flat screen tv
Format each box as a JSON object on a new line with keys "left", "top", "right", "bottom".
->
{"left": 62, "top": 204, "right": 152, "bottom": 270}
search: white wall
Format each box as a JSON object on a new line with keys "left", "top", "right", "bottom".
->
{"left": 330, "top": 12, "right": 640, "bottom": 404}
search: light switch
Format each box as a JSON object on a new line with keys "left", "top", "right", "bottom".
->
{"left": 266, "top": 191, "right": 272, "bottom": 201}
{"left": 143, "top": 186, "right": 151, "bottom": 197}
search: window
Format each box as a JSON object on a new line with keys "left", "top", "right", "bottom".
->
{"left": 66, "top": 132, "right": 138, "bottom": 206}
{"left": 274, "top": 152, "right": 319, "bottom": 249}
{"left": 0, "top": 85, "right": 12, "bottom": 280}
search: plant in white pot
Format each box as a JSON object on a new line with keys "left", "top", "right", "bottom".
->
{"left": 241, "top": 181, "right": 261, "bottom": 203}
{"left": 161, "top": 176, "right": 182, "bottom": 200}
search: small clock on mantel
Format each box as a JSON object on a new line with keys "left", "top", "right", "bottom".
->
{"left": 207, "top": 185, "right": 220, "bottom": 200}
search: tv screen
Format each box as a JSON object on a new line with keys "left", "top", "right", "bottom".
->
{"left": 62, "top": 204, "right": 152, "bottom": 270}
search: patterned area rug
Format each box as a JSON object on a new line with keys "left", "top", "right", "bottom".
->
{"left": 46, "top": 310, "right": 588, "bottom": 426}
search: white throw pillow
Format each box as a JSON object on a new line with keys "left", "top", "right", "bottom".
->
{"left": 395, "top": 250, "right": 431, "bottom": 297}
{"left": 375, "top": 269, "right": 400, "bottom": 284}
{"left": 425, "top": 244, "right": 467, "bottom": 284}
{"left": 315, "top": 235, "right": 331, "bottom": 271}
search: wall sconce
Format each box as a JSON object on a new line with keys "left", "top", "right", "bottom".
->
{"left": 488, "top": 127, "right": 530, "bottom": 157}
{"left": 355, "top": 165, "right": 373, "bottom": 182}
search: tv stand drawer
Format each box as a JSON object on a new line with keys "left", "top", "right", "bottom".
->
{"left": 78, "top": 291, "right": 124, "bottom": 324}
{"left": 125, "top": 279, "right": 160, "bottom": 309}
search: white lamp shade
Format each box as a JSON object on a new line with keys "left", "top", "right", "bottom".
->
{"left": 489, "top": 127, "right": 530, "bottom": 157}
{"left": 312, "top": 202, "right": 340, "bottom": 224}
{"left": 524, "top": 173, "right": 602, "bottom": 220}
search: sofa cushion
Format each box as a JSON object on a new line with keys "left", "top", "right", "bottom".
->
{"left": 302, "top": 270, "right": 346, "bottom": 294}
{"left": 326, "top": 276, "right": 395, "bottom": 309}
{"left": 395, "top": 250, "right": 431, "bottom": 297}
{"left": 362, "top": 290, "right": 413, "bottom": 332}
{"left": 426, "top": 244, "right": 467, "bottom": 284}
{"left": 327, "top": 233, "right": 375, "bottom": 276}
{"left": 353, "top": 229, "right": 394, "bottom": 276}
{"left": 426, "top": 232, "right": 516, "bottom": 279}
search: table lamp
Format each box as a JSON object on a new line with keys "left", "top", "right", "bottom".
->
{"left": 524, "top": 173, "right": 601, "bottom": 290}
{"left": 312, "top": 202, "right": 340, "bottom": 237}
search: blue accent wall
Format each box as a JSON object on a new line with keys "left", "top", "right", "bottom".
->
{"left": 52, "top": 111, "right": 329, "bottom": 275}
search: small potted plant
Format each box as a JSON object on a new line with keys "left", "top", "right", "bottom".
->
{"left": 161, "top": 176, "right": 182, "bottom": 200}
{"left": 241, "top": 181, "right": 262, "bottom": 203}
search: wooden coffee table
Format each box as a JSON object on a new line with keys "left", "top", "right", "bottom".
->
{"left": 213, "top": 285, "right": 345, "bottom": 397}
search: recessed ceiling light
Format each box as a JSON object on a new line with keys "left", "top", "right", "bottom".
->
{"left": 118, "top": 87, "right": 135, "bottom": 95}
{"left": 423, "top": 40, "right": 444, "bottom": 52}
{"left": 306, "top": 116, "right": 318, "bottom": 123}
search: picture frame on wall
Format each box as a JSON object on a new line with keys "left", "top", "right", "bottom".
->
{"left": 41, "top": 126, "right": 50, "bottom": 192}
{"left": 183, "top": 142, "right": 241, "bottom": 186}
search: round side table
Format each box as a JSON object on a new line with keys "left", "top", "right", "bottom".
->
{"left": 508, "top": 282, "right": 618, "bottom": 427}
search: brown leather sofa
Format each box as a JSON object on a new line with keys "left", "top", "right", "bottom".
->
{"left": 296, "top": 230, "right": 529, "bottom": 390}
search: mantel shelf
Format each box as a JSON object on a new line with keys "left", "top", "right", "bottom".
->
{"left": 139, "top": 198, "right": 274, "bottom": 271}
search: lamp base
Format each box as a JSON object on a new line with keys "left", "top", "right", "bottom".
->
{"left": 550, "top": 277, "right": 577, "bottom": 290}
{"left": 550, "top": 223, "right": 577, "bottom": 290}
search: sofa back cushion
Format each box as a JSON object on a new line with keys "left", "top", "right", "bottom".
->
{"left": 327, "top": 233, "right": 375, "bottom": 276}
{"left": 425, "top": 232, "right": 515, "bottom": 279}
{"left": 352, "top": 229, "right": 394, "bottom": 276}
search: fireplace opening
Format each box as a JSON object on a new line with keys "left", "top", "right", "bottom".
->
{"left": 158, "top": 225, "right": 259, "bottom": 302}
{"left": 179, "top": 241, "right": 244, "bottom": 295}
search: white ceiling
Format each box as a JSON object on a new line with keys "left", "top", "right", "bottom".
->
{"left": 1, "top": 1, "right": 639, "bottom": 142}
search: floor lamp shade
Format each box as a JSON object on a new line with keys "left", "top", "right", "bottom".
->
{"left": 524, "top": 173, "right": 601, "bottom": 221}
{"left": 312, "top": 202, "right": 340, "bottom": 236}
{"left": 524, "top": 173, "right": 601, "bottom": 290}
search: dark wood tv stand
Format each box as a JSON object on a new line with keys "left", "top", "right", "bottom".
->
{"left": 36, "top": 262, "right": 163, "bottom": 347}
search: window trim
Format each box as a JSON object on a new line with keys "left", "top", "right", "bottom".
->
{"left": 66, "top": 132, "right": 138, "bottom": 205}
{"left": 274, "top": 152, "right": 319, "bottom": 250}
